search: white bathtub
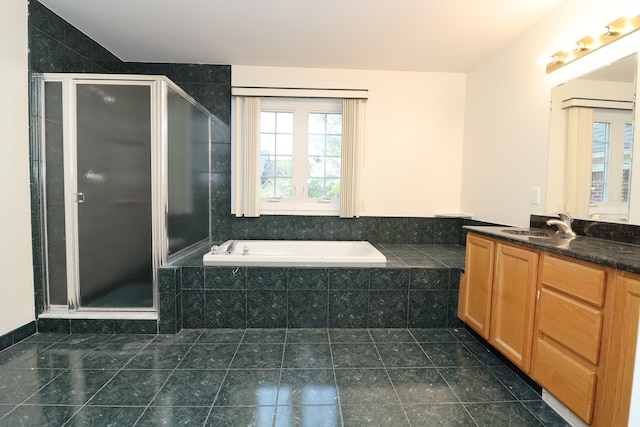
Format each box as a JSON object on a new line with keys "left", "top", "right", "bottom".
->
{"left": 202, "top": 240, "right": 386, "bottom": 267}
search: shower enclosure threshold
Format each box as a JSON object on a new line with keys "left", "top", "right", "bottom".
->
{"left": 38, "top": 310, "right": 158, "bottom": 320}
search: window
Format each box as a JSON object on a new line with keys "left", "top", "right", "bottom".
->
{"left": 589, "top": 109, "right": 634, "bottom": 219}
{"left": 258, "top": 97, "right": 343, "bottom": 214}
{"left": 232, "top": 90, "right": 366, "bottom": 218}
{"left": 622, "top": 122, "right": 634, "bottom": 203}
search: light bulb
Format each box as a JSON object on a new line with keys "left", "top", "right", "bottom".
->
{"left": 603, "top": 25, "right": 619, "bottom": 35}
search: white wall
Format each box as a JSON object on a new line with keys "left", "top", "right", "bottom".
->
{"left": 232, "top": 66, "right": 467, "bottom": 217}
{"left": 0, "top": 1, "right": 35, "bottom": 336}
{"left": 460, "top": 0, "right": 634, "bottom": 227}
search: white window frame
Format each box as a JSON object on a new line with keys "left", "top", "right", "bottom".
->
{"left": 259, "top": 97, "right": 342, "bottom": 215}
{"left": 232, "top": 88, "right": 367, "bottom": 218}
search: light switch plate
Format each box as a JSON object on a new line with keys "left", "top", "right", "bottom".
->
{"left": 530, "top": 187, "right": 540, "bottom": 205}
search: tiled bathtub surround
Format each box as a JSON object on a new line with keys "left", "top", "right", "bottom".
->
{"left": 0, "top": 328, "right": 568, "bottom": 426}
{"left": 159, "top": 244, "right": 465, "bottom": 334}
{"left": 215, "top": 216, "right": 465, "bottom": 246}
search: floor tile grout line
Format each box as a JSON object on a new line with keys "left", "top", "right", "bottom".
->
{"left": 367, "top": 329, "right": 414, "bottom": 427}
{"left": 1, "top": 329, "right": 552, "bottom": 426}
{"left": 327, "top": 327, "right": 346, "bottom": 427}
{"left": 0, "top": 367, "right": 67, "bottom": 421}
{"left": 130, "top": 329, "right": 208, "bottom": 426}
{"left": 456, "top": 338, "right": 542, "bottom": 404}
{"left": 409, "top": 328, "right": 482, "bottom": 427}
{"left": 406, "top": 329, "right": 438, "bottom": 368}
{"left": 271, "top": 328, "right": 289, "bottom": 426}
{"left": 58, "top": 333, "right": 160, "bottom": 426}
{"left": 520, "top": 400, "right": 558, "bottom": 426}
{"left": 2, "top": 334, "right": 150, "bottom": 424}
{"left": 201, "top": 329, "right": 247, "bottom": 427}
{"left": 432, "top": 366, "right": 481, "bottom": 427}
{"left": 476, "top": 356, "right": 549, "bottom": 425}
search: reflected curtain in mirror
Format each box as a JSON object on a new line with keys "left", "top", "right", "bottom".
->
{"left": 564, "top": 106, "right": 594, "bottom": 217}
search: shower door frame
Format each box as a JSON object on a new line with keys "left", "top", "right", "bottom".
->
{"left": 37, "top": 74, "right": 171, "bottom": 317}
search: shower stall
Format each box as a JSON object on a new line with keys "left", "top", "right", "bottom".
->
{"left": 34, "top": 74, "right": 212, "bottom": 316}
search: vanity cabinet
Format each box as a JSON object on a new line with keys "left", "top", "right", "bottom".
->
{"left": 530, "top": 253, "right": 613, "bottom": 425}
{"left": 460, "top": 230, "right": 640, "bottom": 425}
{"left": 459, "top": 234, "right": 538, "bottom": 372}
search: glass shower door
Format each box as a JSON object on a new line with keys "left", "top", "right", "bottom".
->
{"left": 75, "top": 83, "right": 154, "bottom": 308}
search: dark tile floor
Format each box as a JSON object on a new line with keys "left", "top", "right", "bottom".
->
{"left": 0, "top": 328, "right": 570, "bottom": 426}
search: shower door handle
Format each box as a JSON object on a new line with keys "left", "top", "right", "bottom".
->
{"left": 76, "top": 192, "right": 85, "bottom": 203}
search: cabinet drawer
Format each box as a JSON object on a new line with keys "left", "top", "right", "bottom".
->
{"left": 541, "top": 255, "right": 606, "bottom": 307}
{"left": 534, "top": 339, "right": 596, "bottom": 424}
{"left": 538, "top": 288, "right": 603, "bottom": 364}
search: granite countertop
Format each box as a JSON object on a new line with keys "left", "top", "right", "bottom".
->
{"left": 464, "top": 225, "right": 640, "bottom": 275}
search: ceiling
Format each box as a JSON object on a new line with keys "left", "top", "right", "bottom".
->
{"left": 38, "top": 0, "right": 565, "bottom": 73}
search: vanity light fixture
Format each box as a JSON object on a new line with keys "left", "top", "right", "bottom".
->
{"left": 545, "top": 14, "right": 640, "bottom": 73}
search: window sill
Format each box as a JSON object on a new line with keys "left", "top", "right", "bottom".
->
{"left": 260, "top": 200, "right": 339, "bottom": 216}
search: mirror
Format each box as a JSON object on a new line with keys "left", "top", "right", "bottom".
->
{"left": 547, "top": 53, "right": 640, "bottom": 223}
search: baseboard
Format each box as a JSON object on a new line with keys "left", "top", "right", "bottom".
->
{"left": 0, "top": 321, "right": 37, "bottom": 352}
{"left": 542, "top": 389, "right": 588, "bottom": 427}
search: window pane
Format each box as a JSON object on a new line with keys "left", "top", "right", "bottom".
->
{"left": 260, "top": 155, "right": 275, "bottom": 177}
{"left": 622, "top": 122, "right": 634, "bottom": 202}
{"left": 308, "top": 156, "right": 325, "bottom": 178}
{"left": 326, "top": 135, "right": 341, "bottom": 156}
{"left": 326, "top": 114, "right": 342, "bottom": 134}
{"left": 261, "top": 111, "right": 293, "bottom": 202}
{"left": 308, "top": 178, "right": 341, "bottom": 199}
{"left": 276, "top": 112, "right": 293, "bottom": 133}
{"left": 260, "top": 179, "right": 274, "bottom": 197}
{"left": 326, "top": 157, "right": 341, "bottom": 178}
{"left": 308, "top": 134, "right": 325, "bottom": 156}
{"left": 308, "top": 178, "right": 323, "bottom": 198}
{"left": 591, "top": 122, "right": 610, "bottom": 203}
{"left": 325, "top": 178, "right": 341, "bottom": 198}
{"left": 261, "top": 134, "right": 275, "bottom": 155}
{"left": 275, "top": 178, "right": 292, "bottom": 197}
{"left": 309, "top": 113, "right": 326, "bottom": 134}
{"left": 275, "top": 156, "right": 292, "bottom": 177}
{"left": 261, "top": 112, "right": 276, "bottom": 133}
{"left": 307, "top": 111, "right": 342, "bottom": 200}
{"left": 276, "top": 134, "right": 293, "bottom": 155}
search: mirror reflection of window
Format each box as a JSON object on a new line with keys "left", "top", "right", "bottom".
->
{"left": 591, "top": 121, "right": 609, "bottom": 204}
{"left": 622, "top": 123, "right": 634, "bottom": 203}
{"left": 547, "top": 53, "right": 638, "bottom": 224}
{"left": 589, "top": 109, "right": 633, "bottom": 221}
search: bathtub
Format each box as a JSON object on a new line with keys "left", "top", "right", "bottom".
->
{"left": 202, "top": 240, "right": 386, "bottom": 267}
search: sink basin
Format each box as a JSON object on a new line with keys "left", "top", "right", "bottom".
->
{"left": 501, "top": 229, "right": 557, "bottom": 238}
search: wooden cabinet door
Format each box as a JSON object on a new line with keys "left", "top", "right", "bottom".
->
{"left": 459, "top": 234, "right": 495, "bottom": 339}
{"left": 609, "top": 272, "right": 640, "bottom": 426}
{"left": 490, "top": 243, "right": 538, "bottom": 372}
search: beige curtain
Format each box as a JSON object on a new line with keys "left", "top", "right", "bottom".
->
{"left": 340, "top": 98, "right": 366, "bottom": 218}
{"left": 233, "top": 96, "right": 261, "bottom": 217}
{"left": 565, "top": 107, "right": 594, "bottom": 217}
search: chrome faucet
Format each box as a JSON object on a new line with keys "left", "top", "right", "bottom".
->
{"left": 546, "top": 213, "right": 577, "bottom": 238}
{"left": 226, "top": 240, "right": 238, "bottom": 254}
